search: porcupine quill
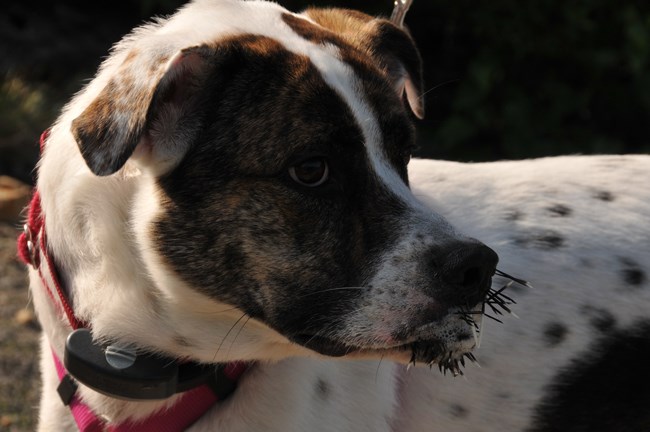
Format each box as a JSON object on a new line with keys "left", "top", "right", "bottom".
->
{"left": 417, "top": 270, "right": 529, "bottom": 376}
{"left": 456, "top": 268, "right": 530, "bottom": 328}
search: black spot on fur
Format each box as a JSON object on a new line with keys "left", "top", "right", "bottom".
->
{"left": 315, "top": 378, "right": 330, "bottom": 399}
{"left": 449, "top": 403, "right": 469, "bottom": 418}
{"left": 547, "top": 204, "right": 572, "bottom": 217}
{"left": 528, "top": 321, "right": 650, "bottom": 432}
{"left": 619, "top": 257, "right": 647, "bottom": 287}
{"left": 623, "top": 269, "right": 646, "bottom": 286}
{"left": 504, "top": 210, "right": 523, "bottom": 221}
{"left": 537, "top": 234, "right": 565, "bottom": 249}
{"left": 514, "top": 230, "right": 565, "bottom": 250}
{"left": 593, "top": 190, "right": 615, "bottom": 202}
{"left": 581, "top": 305, "right": 616, "bottom": 333}
{"left": 543, "top": 322, "right": 568, "bottom": 347}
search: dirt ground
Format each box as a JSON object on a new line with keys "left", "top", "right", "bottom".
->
{"left": 0, "top": 221, "right": 40, "bottom": 431}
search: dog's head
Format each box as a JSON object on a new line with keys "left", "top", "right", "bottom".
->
{"left": 65, "top": 0, "right": 497, "bottom": 369}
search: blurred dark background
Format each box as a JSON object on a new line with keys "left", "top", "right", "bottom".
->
{"left": 1, "top": 0, "right": 649, "bottom": 184}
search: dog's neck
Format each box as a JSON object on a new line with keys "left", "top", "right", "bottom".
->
{"left": 22, "top": 133, "right": 247, "bottom": 427}
{"left": 32, "top": 124, "right": 319, "bottom": 425}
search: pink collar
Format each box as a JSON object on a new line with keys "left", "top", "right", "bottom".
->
{"left": 50, "top": 349, "right": 247, "bottom": 432}
{"left": 18, "top": 131, "right": 249, "bottom": 431}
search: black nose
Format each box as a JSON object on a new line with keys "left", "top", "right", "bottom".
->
{"left": 434, "top": 240, "right": 499, "bottom": 307}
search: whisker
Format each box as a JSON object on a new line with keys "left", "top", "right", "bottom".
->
{"left": 296, "top": 287, "right": 367, "bottom": 298}
{"left": 375, "top": 354, "right": 385, "bottom": 383}
{"left": 419, "top": 78, "right": 460, "bottom": 100}
{"left": 212, "top": 312, "right": 248, "bottom": 362}
{"left": 227, "top": 316, "right": 252, "bottom": 358}
{"left": 189, "top": 306, "right": 243, "bottom": 317}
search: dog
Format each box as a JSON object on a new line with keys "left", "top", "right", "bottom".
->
{"left": 26, "top": 0, "right": 501, "bottom": 430}
{"left": 24, "top": 0, "right": 650, "bottom": 431}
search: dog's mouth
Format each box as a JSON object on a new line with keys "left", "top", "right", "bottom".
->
{"left": 291, "top": 334, "right": 477, "bottom": 376}
{"left": 290, "top": 271, "right": 529, "bottom": 375}
{"left": 291, "top": 307, "right": 482, "bottom": 375}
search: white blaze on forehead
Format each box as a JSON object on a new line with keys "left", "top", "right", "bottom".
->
{"left": 151, "top": 0, "right": 427, "bottom": 211}
{"left": 304, "top": 44, "right": 425, "bottom": 211}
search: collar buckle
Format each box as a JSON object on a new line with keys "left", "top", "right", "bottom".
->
{"left": 23, "top": 223, "right": 40, "bottom": 267}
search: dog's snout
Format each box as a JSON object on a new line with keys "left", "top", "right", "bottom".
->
{"left": 433, "top": 241, "right": 499, "bottom": 307}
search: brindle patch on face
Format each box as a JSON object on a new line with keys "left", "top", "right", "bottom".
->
{"left": 152, "top": 35, "right": 413, "bottom": 345}
{"left": 305, "top": 8, "right": 374, "bottom": 32}
{"left": 282, "top": 12, "right": 419, "bottom": 180}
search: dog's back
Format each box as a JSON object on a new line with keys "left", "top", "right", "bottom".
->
{"left": 397, "top": 155, "right": 650, "bottom": 431}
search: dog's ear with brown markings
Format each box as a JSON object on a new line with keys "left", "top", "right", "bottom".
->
{"left": 72, "top": 45, "right": 213, "bottom": 176}
{"left": 305, "top": 9, "right": 425, "bottom": 119}
{"left": 369, "top": 20, "right": 424, "bottom": 119}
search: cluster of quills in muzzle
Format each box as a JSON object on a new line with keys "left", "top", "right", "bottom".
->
{"left": 409, "top": 342, "right": 479, "bottom": 377}
{"left": 457, "top": 268, "right": 529, "bottom": 327}
{"left": 419, "top": 269, "right": 530, "bottom": 377}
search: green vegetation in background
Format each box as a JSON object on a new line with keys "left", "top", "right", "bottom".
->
{"left": 410, "top": 0, "right": 650, "bottom": 161}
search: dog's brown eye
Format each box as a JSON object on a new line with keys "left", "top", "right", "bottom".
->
{"left": 289, "top": 158, "right": 329, "bottom": 187}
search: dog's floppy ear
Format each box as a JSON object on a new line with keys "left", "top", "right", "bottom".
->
{"left": 72, "top": 45, "right": 212, "bottom": 176}
{"left": 369, "top": 21, "right": 424, "bottom": 119}
{"left": 305, "top": 9, "right": 424, "bottom": 119}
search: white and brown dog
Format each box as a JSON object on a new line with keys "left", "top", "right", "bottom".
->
{"left": 25, "top": 0, "right": 650, "bottom": 431}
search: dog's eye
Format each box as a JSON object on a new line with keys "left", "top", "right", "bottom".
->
{"left": 289, "top": 157, "right": 329, "bottom": 187}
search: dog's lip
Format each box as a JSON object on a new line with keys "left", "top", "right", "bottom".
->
{"left": 291, "top": 309, "right": 484, "bottom": 362}
{"left": 291, "top": 334, "right": 449, "bottom": 361}
{"left": 291, "top": 335, "right": 355, "bottom": 357}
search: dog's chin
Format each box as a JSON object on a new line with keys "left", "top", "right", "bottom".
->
{"left": 291, "top": 311, "right": 484, "bottom": 372}
{"left": 294, "top": 335, "right": 440, "bottom": 359}
{"left": 292, "top": 334, "right": 477, "bottom": 370}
